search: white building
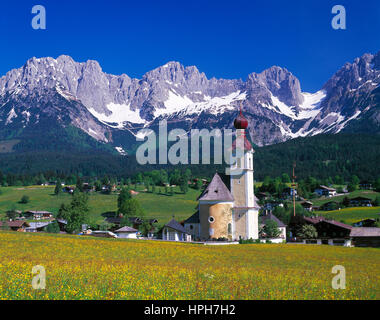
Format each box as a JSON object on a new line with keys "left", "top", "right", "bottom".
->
{"left": 314, "top": 185, "right": 337, "bottom": 197}
{"left": 114, "top": 226, "right": 139, "bottom": 239}
{"left": 162, "top": 219, "right": 191, "bottom": 242}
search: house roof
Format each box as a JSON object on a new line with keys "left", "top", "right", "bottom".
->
{"left": 115, "top": 226, "right": 138, "bottom": 233}
{"left": 198, "top": 173, "right": 234, "bottom": 202}
{"left": 304, "top": 216, "right": 353, "bottom": 230}
{"left": 27, "top": 222, "right": 51, "bottom": 229}
{"left": 301, "top": 201, "right": 313, "bottom": 206}
{"left": 184, "top": 211, "right": 200, "bottom": 224}
{"left": 165, "top": 219, "right": 188, "bottom": 234}
{"left": 26, "top": 211, "right": 52, "bottom": 215}
{"left": 303, "top": 216, "right": 326, "bottom": 224}
{"left": 349, "top": 197, "right": 372, "bottom": 201}
{"left": 317, "top": 185, "right": 336, "bottom": 191}
{"left": 0, "top": 221, "right": 30, "bottom": 228}
{"left": 350, "top": 227, "right": 380, "bottom": 237}
{"left": 259, "top": 213, "right": 286, "bottom": 227}
{"left": 105, "top": 217, "right": 121, "bottom": 224}
{"left": 319, "top": 219, "right": 353, "bottom": 230}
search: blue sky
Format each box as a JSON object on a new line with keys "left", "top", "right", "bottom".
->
{"left": 0, "top": 0, "right": 379, "bottom": 92}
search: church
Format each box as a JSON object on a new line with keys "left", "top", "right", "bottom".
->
{"left": 183, "top": 109, "right": 259, "bottom": 241}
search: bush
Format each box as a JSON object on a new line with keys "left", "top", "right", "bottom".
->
{"left": 45, "top": 221, "right": 60, "bottom": 234}
{"left": 20, "top": 195, "right": 30, "bottom": 204}
{"left": 239, "top": 238, "right": 260, "bottom": 244}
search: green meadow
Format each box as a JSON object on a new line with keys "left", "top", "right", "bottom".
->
{"left": 316, "top": 207, "right": 380, "bottom": 225}
{"left": 0, "top": 185, "right": 200, "bottom": 225}
{"left": 311, "top": 189, "right": 379, "bottom": 206}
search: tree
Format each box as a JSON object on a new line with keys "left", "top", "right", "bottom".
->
{"left": 347, "top": 183, "right": 357, "bottom": 192}
{"left": 298, "top": 224, "right": 318, "bottom": 239}
{"left": 20, "top": 195, "right": 30, "bottom": 204}
{"left": 118, "top": 187, "right": 132, "bottom": 210}
{"left": 6, "top": 209, "right": 18, "bottom": 220}
{"left": 349, "top": 175, "right": 360, "bottom": 191}
{"left": 76, "top": 175, "right": 84, "bottom": 192}
{"left": 94, "top": 180, "right": 102, "bottom": 192}
{"left": 54, "top": 179, "right": 62, "bottom": 195}
{"left": 118, "top": 198, "right": 144, "bottom": 218}
{"left": 195, "top": 179, "right": 203, "bottom": 190}
{"left": 281, "top": 173, "right": 291, "bottom": 183}
{"left": 57, "top": 192, "right": 90, "bottom": 234}
{"left": 180, "top": 177, "right": 188, "bottom": 194}
{"left": 45, "top": 221, "right": 60, "bottom": 233}
{"left": 139, "top": 220, "right": 153, "bottom": 237}
{"left": 263, "top": 220, "right": 281, "bottom": 238}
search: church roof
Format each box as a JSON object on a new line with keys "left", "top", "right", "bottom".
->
{"left": 164, "top": 219, "right": 188, "bottom": 234}
{"left": 198, "top": 173, "right": 234, "bottom": 202}
{"left": 184, "top": 211, "right": 200, "bottom": 224}
{"left": 259, "top": 213, "right": 287, "bottom": 227}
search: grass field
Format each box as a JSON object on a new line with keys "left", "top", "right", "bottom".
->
{"left": 316, "top": 207, "right": 380, "bottom": 225}
{"left": 0, "top": 231, "right": 379, "bottom": 300}
{"left": 311, "top": 190, "right": 380, "bottom": 207}
{"left": 0, "top": 185, "right": 200, "bottom": 225}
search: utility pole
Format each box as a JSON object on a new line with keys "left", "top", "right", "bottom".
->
{"left": 292, "top": 162, "right": 297, "bottom": 217}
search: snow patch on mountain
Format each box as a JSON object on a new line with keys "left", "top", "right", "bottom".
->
{"left": 115, "top": 146, "right": 127, "bottom": 156}
{"left": 181, "top": 91, "right": 246, "bottom": 116}
{"left": 88, "top": 102, "right": 146, "bottom": 127}
{"left": 6, "top": 108, "right": 17, "bottom": 125}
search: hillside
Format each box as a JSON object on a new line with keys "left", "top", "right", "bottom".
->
{"left": 254, "top": 133, "right": 380, "bottom": 181}
{"left": 0, "top": 133, "right": 378, "bottom": 183}
{"left": 0, "top": 185, "right": 199, "bottom": 225}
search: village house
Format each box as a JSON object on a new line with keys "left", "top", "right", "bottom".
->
{"left": 350, "top": 228, "right": 380, "bottom": 247}
{"left": 349, "top": 196, "right": 372, "bottom": 207}
{"left": 162, "top": 219, "right": 191, "bottom": 242}
{"left": 25, "top": 221, "right": 53, "bottom": 232}
{"left": 359, "top": 180, "right": 372, "bottom": 190}
{"left": 0, "top": 221, "right": 30, "bottom": 231}
{"left": 282, "top": 187, "right": 297, "bottom": 200}
{"left": 303, "top": 216, "right": 353, "bottom": 246}
{"left": 314, "top": 185, "right": 337, "bottom": 197}
{"left": 259, "top": 212, "right": 287, "bottom": 243}
{"left": 300, "top": 201, "right": 313, "bottom": 212}
{"left": 303, "top": 216, "right": 380, "bottom": 247}
{"left": 319, "top": 201, "right": 341, "bottom": 211}
{"left": 114, "top": 226, "right": 139, "bottom": 239}
{"left": 24, "top": 211, "right": 53, "bottom": 220}
{"left": 63, "top": 186, "right": 75, "bottom": 194}
{"left": 353, "top": 218, "right": 377, "bottom": 227}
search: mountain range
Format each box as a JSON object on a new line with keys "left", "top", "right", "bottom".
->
{"left": 0, "top": 51, "right": 379, "bottom": 155}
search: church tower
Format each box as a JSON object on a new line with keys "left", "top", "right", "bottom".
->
{"left": 230, "top": 108, "right": 259, "bottom": 240}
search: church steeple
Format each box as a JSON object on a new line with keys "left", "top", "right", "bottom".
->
{"left": 234, "top": 106, "right": 248, "bottom": 130}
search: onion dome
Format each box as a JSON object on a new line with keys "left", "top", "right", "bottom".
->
{"left": 234, "top": 108, "right": 248, "bottom": 130}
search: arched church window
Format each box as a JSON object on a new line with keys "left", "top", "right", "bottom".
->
{"left": 228, "top": 223, "right": 232, "bottom": 234}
